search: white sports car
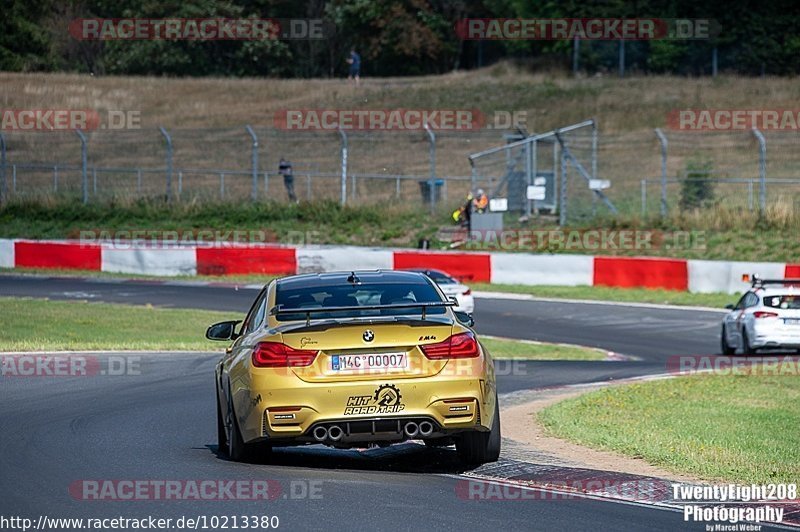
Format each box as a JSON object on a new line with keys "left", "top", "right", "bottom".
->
{"left": 721, "top": 276, "right": 800, "bottom": 355}
{"left": 406, "top": 269, "right": 475, "bottom": 314}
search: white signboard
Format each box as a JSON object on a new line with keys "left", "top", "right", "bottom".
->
{"left": 589, "top": 179, "right": 611, "bottom": 190}
{"left": 526, "top": 185, "right": 546, "bottom": 200}
{"left": 489, "top": 198, "right": 508, "bottom": 212}
{"left": 533, "top": 177, "right": 546, "bottom": 186}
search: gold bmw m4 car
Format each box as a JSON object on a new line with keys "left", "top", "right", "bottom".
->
{"left": 208, "top": 270, "right": 500, "bottom": 465}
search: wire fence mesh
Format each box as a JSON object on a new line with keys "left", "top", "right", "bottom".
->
{"left": 3, "top": 126, "right": 800, "bottom": 223}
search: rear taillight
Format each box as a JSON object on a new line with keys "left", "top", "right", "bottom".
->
{"left": 421, "top": 332, "right": 480, "bottom": 360}
{"left": 252, "top": 342, "right": 318, "bottom": 368}
{"left": 462, "top": 288, "right": 472, "bottom": 296}
{"left": 753, "top": 311, "right": 779, "bottom": 319}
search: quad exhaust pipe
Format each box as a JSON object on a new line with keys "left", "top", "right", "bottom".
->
{"left": 312, "top": 424, "right": 344, "bottom": 442}
{"left": 327, "top": 425, "right": 344, "bottom": 441}
{"left": 418, "top": 421, "right": 434, "bottom": 437}
{"left": 312, "top": 426, "right": 329, "bottom": 442}
{"left": 313, "top": 420, "right": 435, "bottom": 442}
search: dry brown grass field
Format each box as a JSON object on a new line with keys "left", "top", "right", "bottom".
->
{"left": 2, "top": 64, "right": 800, "bottom": 213}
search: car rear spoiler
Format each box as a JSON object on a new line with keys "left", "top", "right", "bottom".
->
{"left": 269, "top": 301, "right": 455, "bottom": 325}
{"left": 745, "top": 273, "right": 800, "bottom": 288}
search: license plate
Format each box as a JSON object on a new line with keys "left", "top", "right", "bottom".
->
{"left": 784, "top": 318, "right": 800, "bottom": 325}
{"left": 331, "top": 353, "right": 407, "bottom": 372}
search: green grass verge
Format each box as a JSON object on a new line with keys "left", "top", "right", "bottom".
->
{"left": 0, "top": 297, "right": 233, "bottom": 351}
{"left": 4, "top": 198, "right": 800, "bottom": 263}
{"left": 482, "top": 336, "right": 605, "bottom": 361}
{"left": 0, "top": 199, "right": 448, "bottom": 248}
{"left": 538, "top": 374, "right": 800, "bottom": 483}
{"left": 0, "top": 297, "right": 598, "bottom": 360}
{"left": 472, "top": 283, "right": 734, "bottom": 308}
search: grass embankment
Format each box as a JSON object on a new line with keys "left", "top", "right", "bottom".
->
{"left": 0, "top": 199, "right": 448, "bottom": 248}
{"left": 5, "top": 70, "right": 800, "bottom": 220}
{"left": 4, "top": 198, "right": 800, "bottom": 263}
{"left": 539, "top": 375, "right": 800, "bottom": 483}
{"left": 0, "top": 297, "right": 593, "bottom": 359}
{"left": 11, "top": 68, "right": 799, "bottom": 134}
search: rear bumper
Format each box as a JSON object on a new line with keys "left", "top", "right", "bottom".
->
{"left": 751, "top": 337, "right": 800, "bottom": 349}
{"left": 238, "top": 374, "right": 494, "bottom": 444}
{"left": 752, "top": 324, "right": 800, "bottom": 348}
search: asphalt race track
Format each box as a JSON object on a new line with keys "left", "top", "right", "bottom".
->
{"left": 2, "top": 275, "right": 764, "bottom": 531}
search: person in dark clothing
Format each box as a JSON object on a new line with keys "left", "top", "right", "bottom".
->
{"left": 452, "top": 191, "right": 474, "bottom": 232}
{"left": 278, "top": 158, "right": 297, "bottom": 202}
{"left": 346, "top": 48, "right": 361, "bottom": 86}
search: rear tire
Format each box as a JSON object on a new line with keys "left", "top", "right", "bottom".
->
{"left": 456, "top": 396, "right": 501, "bottom": 465}
{"left": 216, "top": 385, "right": 228, "bottom": 453}
{"left": 223, "top": 387, "right": 262, "bottom": 462}
{"left": 720, "top": 326, "right": 736, "bottom": 356}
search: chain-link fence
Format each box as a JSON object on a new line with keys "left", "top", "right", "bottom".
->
{"left": 0, "top": 127, "right": 512, "bottom": 207}
{"left": 632, "top": 130, "right": 800, "bottom": 219}
{"left": 468, "top": 120, "right": 617, "bottom": 224}
{"left": 469, "top": 124, "right": 800, "bottom": 224}
{"left": 3, "top": 125, "right": 800, "bottom": 223}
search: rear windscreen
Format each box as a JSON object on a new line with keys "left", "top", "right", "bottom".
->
{"left": 426, "top": 271, "right": 457, "bottom": 284}
{"left": 275, "top": 281, "right": 446, "bottom": 321}
{"left": 763, "top": 295, "right": 800, "bottom": 309}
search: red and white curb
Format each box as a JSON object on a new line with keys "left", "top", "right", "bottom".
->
{"left": 2, "top": 238, "right": 798, "bottom": 294}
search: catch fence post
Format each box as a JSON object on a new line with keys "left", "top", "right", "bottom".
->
{"left": 752, "top": 128, "right": 767, "bottom": 212}
{"left": 338, "top": 128, "right": 348, "bottom": 205}
{"left": 655, "top": 128, "right": 668, "bottom": 216}
{"left": 75, "top": 130, "right": 88, "bottom": 204}
{"left": 159, "top": 127, "right": 173, "bottom": 203}
{"left": 424, "top": 124, "right": 436, "bottom": 213}
{"left": 245, "top": 125, "right": 259, "bottom": 201}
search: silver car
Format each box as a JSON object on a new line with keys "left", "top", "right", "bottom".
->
{"left": 721, "top": 276, "right": 800, "bottom": 355}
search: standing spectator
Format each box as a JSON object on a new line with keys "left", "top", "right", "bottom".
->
{"left": 472, "top": 188, "right": 489, "bottom": 213}
{"left": 346, "top": 48, "right": 361, "bottom": 86}
{"left": 279, "top": 158, "right": 297, "bottom": 202}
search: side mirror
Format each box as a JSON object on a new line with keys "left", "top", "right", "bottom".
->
{"left": 206, "top": 320, "right": 242, "bottom": 341}
{"left": 454, "top": 311, "right": 475, "bottom": 328}
{"left": 724, "top": 304, "right": 734, "bottom": 310}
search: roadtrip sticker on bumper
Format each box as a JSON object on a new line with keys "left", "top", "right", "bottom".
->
{"left": 344, "top": 384, "right": 404, "bottom": 415}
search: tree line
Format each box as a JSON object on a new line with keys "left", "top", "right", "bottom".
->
{"left": 2, "top": 0, "right": 798, "bottom": 77}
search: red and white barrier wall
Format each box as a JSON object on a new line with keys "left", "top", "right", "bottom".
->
{"left": 1, "top": 238, "right": 797, "bottom": 295}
